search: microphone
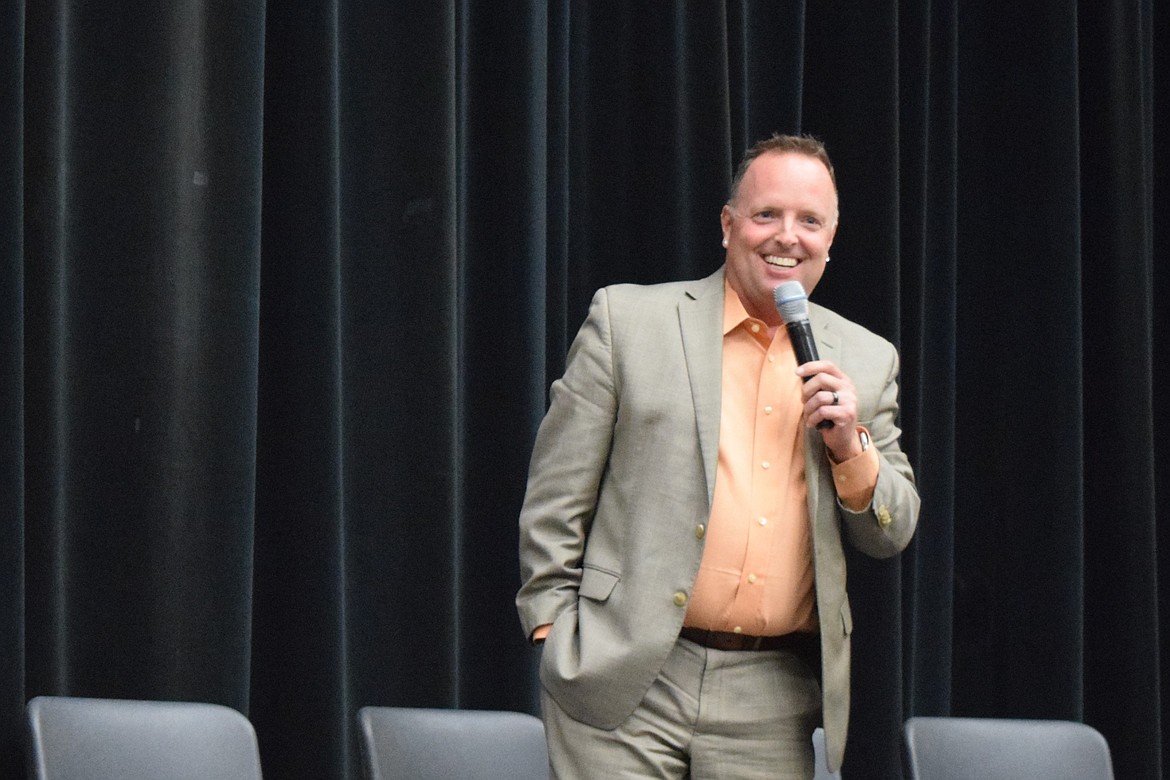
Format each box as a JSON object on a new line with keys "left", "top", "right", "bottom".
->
{"left": 773, "top": 281, "right": 833, "bottom": 429}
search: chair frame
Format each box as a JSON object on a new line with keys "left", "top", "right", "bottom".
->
{"left": 357, "top": 705, "right": 547, "bottom": 780}
{"left": 26, "top": 695, "right": 262, "bottom": 780}
{"left": 903, "top": 715, "right": 1114, "bottom": 780}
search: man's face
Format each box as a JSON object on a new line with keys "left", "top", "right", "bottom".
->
{"left": 720, "top": 151, "right": 838, "bottom": 326}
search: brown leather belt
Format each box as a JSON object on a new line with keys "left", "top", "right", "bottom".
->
{"left": 680, "top": 626, "right": 819, "bottom": 655}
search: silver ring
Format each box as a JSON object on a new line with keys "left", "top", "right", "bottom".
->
{"left": 831, "top": 391, "right": 840, "bottom": 405}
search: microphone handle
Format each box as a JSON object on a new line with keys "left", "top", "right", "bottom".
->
{"left": 784, "top": 320, "right": 834, "bottom": 429}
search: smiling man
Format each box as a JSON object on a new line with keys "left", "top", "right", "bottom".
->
{"left": 721, "top": 143, "right": 838, "bottom": 323}
{"left": 518, "top": 134, "right": 920, "bottom": 779}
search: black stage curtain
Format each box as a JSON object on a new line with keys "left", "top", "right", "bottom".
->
{"left": 3, "top": 2, "right": 1166, "bottom": 778}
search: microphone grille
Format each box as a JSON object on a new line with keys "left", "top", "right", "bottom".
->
{"left": 773, "top": 281, "right": 809, "bottom": 323}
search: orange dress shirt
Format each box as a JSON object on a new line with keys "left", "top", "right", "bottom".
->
{"left": 682, "top": 282, "right": 878, "bottom": 636}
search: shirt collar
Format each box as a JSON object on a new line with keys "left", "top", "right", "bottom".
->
{"left": 722, "top": 278, "right": 760, "bottom": 336}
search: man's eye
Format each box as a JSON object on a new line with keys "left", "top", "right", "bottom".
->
{"left": 752, "top": 211, "right": 777, "bottom": 223}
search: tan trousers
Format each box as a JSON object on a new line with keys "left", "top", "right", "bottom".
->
{"left": 541, "top": 636, "right": 822, "bottom": 779}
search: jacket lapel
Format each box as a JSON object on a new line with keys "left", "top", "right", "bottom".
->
{"left": 803, "top": 303, "right": 840, "bottom": 512}
{"left": 678, "top": 268, "right": 725, "bottom": 504}
{"left": 807, "top": 303, "right": 841, "bottom": 362}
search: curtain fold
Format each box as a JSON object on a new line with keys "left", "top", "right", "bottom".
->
{"left": 5, "top": 1, "right": 1165, "bottom": 779}
{"left": 900, "top": 0, "right": 959, "bottom": 723}
{"left": 1078, "top": 1, "right": 1161, "bottom": 774}
{"left": 1155, "top": 0, "right": 1170, "bottom": 769}
{"left": 252, "top": 4, "right": 351, "bottom": 778}
{"left": 952, "top": 0, "right": 1086, "bottom": 720}
{"left": 21, "top": 0, "right": 265, "bottom": 702}
{"left": 1, "top": 3, "right": 25, "bottom": 778}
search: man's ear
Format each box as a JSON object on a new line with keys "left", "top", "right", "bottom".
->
{"left": 720, "top": 204, "right": 733, "bottom": 237}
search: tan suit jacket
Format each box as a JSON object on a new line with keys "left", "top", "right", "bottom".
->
{"left": 517, "top": 267, "right": 920, "bottom": 773}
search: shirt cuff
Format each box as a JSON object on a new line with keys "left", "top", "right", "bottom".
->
{"left": 829, "top": 429, "right": 880, "bottom": 511}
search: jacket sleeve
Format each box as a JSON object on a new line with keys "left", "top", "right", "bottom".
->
{"left": 516, "top": 288, "right": 618, "bottom": 639}
{"left": 838, "top": 345, "right": 920, "bottom": 558}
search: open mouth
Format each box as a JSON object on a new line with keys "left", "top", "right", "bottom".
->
{"left": 763, "top": 255, "right": 799, "bottom": 268}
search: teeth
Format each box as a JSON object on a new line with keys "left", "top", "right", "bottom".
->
{"left": 764, "top": 255, "right": 798, "bottom": 268}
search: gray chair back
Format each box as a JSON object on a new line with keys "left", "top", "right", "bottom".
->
{"left": 357, "top": 706, "right": 547, "bottom": 780}
{"left": 903, "top": 716, "right": 1114, "bottom": 779}
{"left": 26, "top": 695, "right": 262, "bottom": 780}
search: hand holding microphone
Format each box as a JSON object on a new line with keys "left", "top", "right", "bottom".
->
{"left": 773, "top": 282, "right": 861, "bottom": 454}
{"left": 773, "top": 282, "right": 825, "bottom": 385}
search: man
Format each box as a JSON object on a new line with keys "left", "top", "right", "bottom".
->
{"left": 517, "top": 134, "right": 920, "bottom": 778}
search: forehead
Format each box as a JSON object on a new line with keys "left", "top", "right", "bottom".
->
{"left": 737, "top": 151, "right": 837, "bottom": 211}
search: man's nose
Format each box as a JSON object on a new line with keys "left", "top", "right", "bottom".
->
{"left": 774, "top": 218, "right": 798, "bottom": 245}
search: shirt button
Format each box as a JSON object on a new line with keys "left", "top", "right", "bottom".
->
{"left": 761, "top": 461, "right": 770, "bottom": 469}
{"left": 759, "top": 516, "right": 768, "bottom": 526}
{"left": 733, "top": 626, "right": 743, "bottom": 634}
{"left": 767, "top": 355, "right": 775, "bottom": 363}
{"left": 695, "top": 524, "right": 706, "bottom": 539}
{"left": 764, "top": 405, "right": 773, "bottom": 414}
{"left": 747, "top": 574, "right": 757, "bottom": 584}
{"left": 673, "top": 592, "right": 688, "bottom": 607}
{"left": 750, "top": 323, "right": 760, "bottom": 333}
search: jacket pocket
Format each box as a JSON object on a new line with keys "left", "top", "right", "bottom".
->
{"left": 579, "top": 565, "right": 620, "bottom": 602}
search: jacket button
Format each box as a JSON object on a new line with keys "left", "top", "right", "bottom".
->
{"left": 877, "top": 506, "right": 893, "bottom": 527}
{"left": 695, "top": 524, "right": 706, "bottom": 539}
{"left": 673, "top": 592, "right": 688, "bottom": 607}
